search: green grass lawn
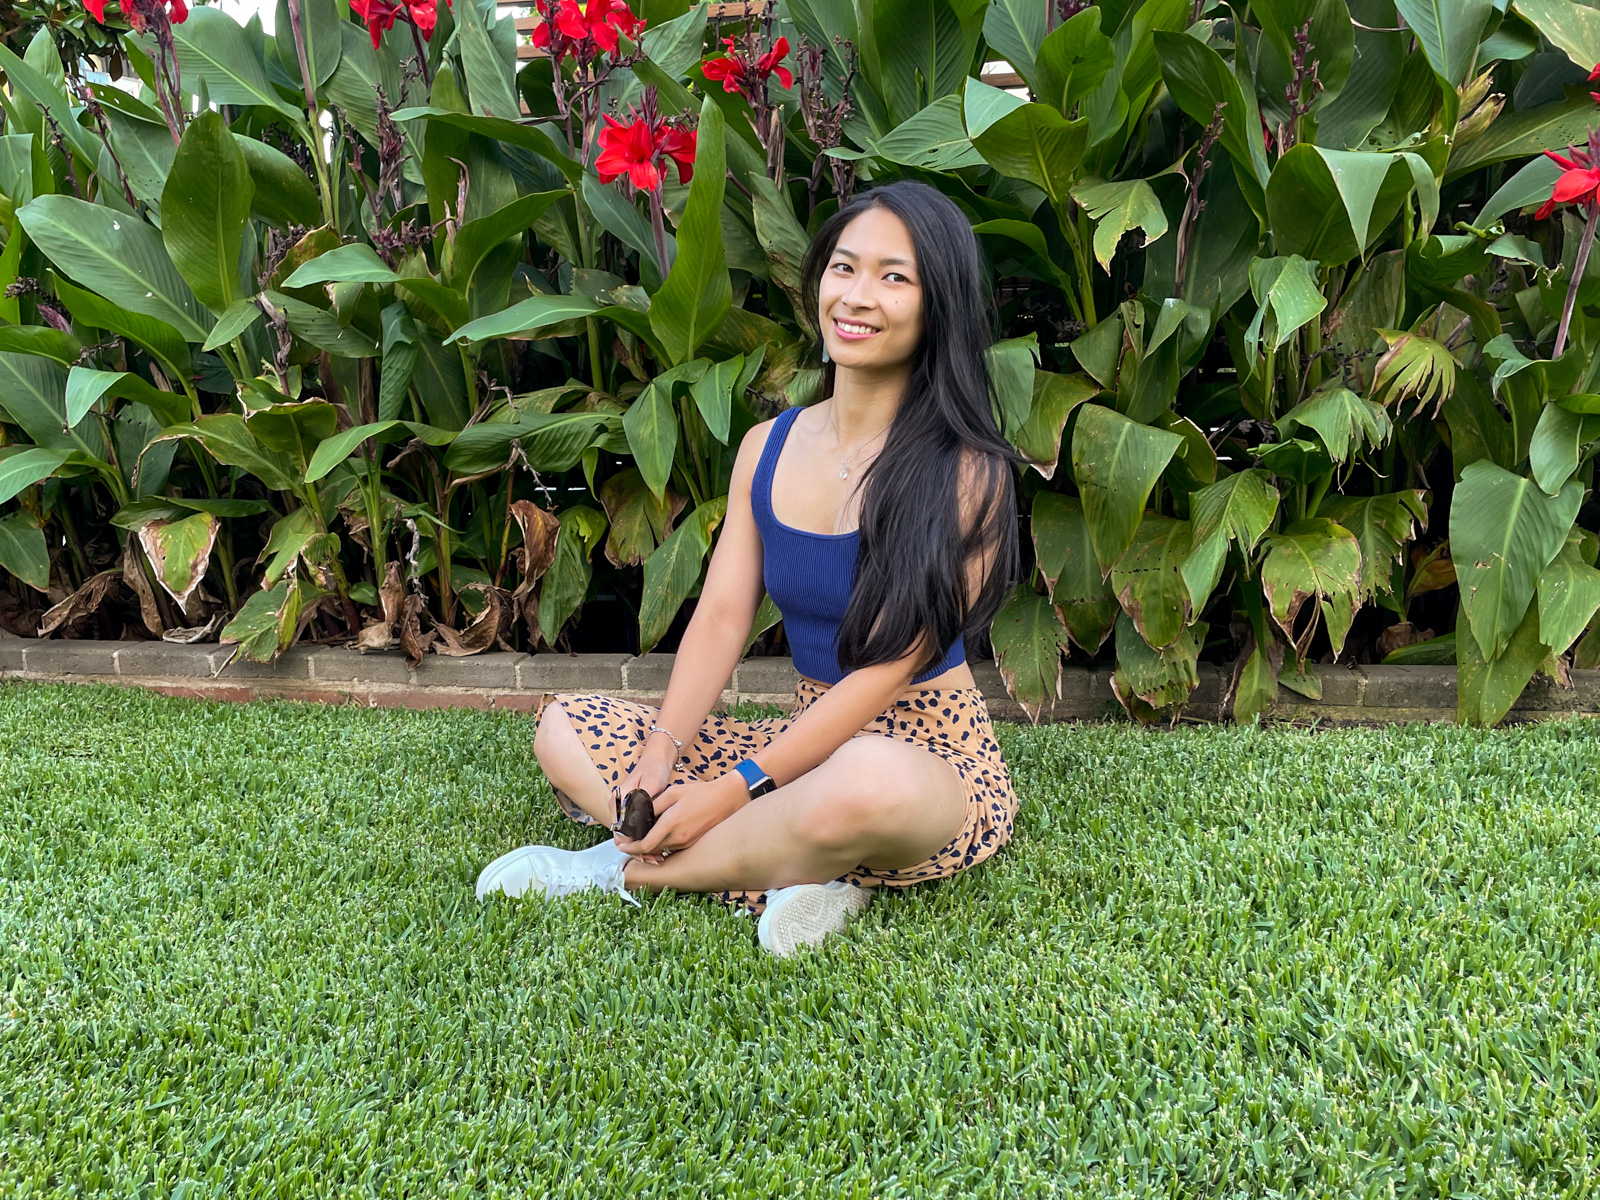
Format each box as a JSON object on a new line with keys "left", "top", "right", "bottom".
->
{"left": 2, "top": 682, "right": 1599, "bottom": 1198}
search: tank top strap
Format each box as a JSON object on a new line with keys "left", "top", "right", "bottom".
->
{"left": 751, "top": 406, "right": 804, "bottom": 522}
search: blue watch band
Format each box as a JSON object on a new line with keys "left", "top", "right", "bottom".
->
{"left": 734, "top": 758, "right": 776, "bottom": 796}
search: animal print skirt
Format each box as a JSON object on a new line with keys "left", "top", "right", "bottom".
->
{"left": 547, "top": 678, "right": 1018, "bottom": 916}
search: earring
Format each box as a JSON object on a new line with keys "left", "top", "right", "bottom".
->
{"left": 821, "top": 345, "right": 831, "bottom": 364}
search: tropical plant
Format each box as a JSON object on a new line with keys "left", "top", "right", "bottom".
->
{"left": 0, "top": 0, "right": 1598, "bottom": 727}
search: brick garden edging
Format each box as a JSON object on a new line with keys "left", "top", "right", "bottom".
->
{"left": 4, "top": 636, "right": 1600, "bottom": 722}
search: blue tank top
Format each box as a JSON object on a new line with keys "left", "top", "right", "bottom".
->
{"left": 751, "top": 406, "right": 966, "bottom": 686}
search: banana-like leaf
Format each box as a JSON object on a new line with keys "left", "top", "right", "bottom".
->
{"left": 1317, "top": 491, "right": 1427, "bottom": 603}
{"left": 1031, "top": 491, "right": 1117, "bottom": 653}
{"left": 1070, "top": 403, "right": 1184, "bottom": 575}
{"left": 1277, "top": 386, "right": 1393, "bottom": 465}
{"left": 148, "top": 414, "right": 299, "bottom": 493}
{"left": 163, "top": 111, "right": 255, "bottom": 314}
{"left": 274, "top": 0, "right": 342, "bottom": 92}
{"left": 1182, "top": 469, "right": 1280, "bottom": 613}
{"left": 638, "top": 496, "right": 727, "bottom": 654}
{"left": 0, "top": 508, "right": 49, "bottom": 590}
{"left": 1016, "top": 371, "right": 1096, "bottom": 480}
{"left": 1452, "top": 460, "right": 1583, "bottom": 661}
{"left": 1457, "top": 599, "right": 1548, "bottom": 727}
{"left": 990, "top": 584, "right": 1070, "bottom": 723}
{"left": 282, "top": 243, "right": 400, "bottom": 287}
{"left": 1071, "top": 177, "right": 1168, "bottom": 271}
{"left": 650, "top": 96, "right": 730, "bottom": 366}
{"left": 1111, "top": 612, "right": 1205, "bottom": 719}
{"left": 1537, "top": 533, "right": 1600, "bottom": 658}
{"left": 971, "top": 103, "right": 1088, "bottom": 205}
{"left": 156, "top": 6, "right": 301, "bottom": 120}
{"left": 1110, "top": 515, "right": 1193, "bottom": 651}
{"left": 1260, "top": 518, "right": 1363, "bottom": 659}
{"left": 138, "top": 510, "right": 219, "bottom": 612}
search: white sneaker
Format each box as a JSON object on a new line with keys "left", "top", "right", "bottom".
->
{"left": 475, "top": 838, "right": 640, "bottom": 906}
{"left": 757, "top": 880, "right": 874, "bottom": 957}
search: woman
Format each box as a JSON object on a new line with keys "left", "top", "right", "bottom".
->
{"left": 475, "top": 180, "right": 1021, "bottom": 955}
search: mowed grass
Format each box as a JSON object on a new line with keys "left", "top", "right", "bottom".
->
{"left": 1, "top": 684, "right": 1598, "bottom": 1198}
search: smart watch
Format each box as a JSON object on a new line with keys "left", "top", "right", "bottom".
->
{"left": 734, "top": 758, "right": 778, "bottom": 798}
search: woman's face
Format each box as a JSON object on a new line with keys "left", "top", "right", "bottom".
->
{"left": 817, "top": 207, "right": 924, "bottom": 373}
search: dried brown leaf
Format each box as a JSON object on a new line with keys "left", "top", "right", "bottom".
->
{"left": 398, "top": 591, "right": 435, "bottom": 667}
{"left": 434, "top": 585, "right": 508, "bottom": 657}
{"left": 39, "top": 570, "right": 123, "bottom": 636}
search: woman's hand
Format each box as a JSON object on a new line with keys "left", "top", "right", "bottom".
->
{"left": 618, "top": 731, "right": 679, "bottom": 807}
{"left": 613, "top": 775, "right": 746, "bottom": 862}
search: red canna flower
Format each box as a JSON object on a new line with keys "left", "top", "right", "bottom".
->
{"left": 407, "top": 0, "right": 450, "bottom": 40}
{"left": 532, "top": 0, "right": 644, "bottom": 64}
{"left": 1537, "top": 143, "right": 1600, "bottom": 221}
{"left": 1590, "top": 62, "right": 1600, "bottom": 105}
{"left": 84, "top": 0, "right": 188, "bottom": 30}
{"left": 701, "top": 34, "right": 793, "bottom": 99}
{"left": 595, "top": 109, "right": 696, "bottom": 192}
{"left": 352, "top": 0, "right": 403, "bottom": 47}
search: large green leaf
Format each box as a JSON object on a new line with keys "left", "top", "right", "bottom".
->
{"left": 873, "top": 97, "right": 984, "bottom": 170}
{"left": 149, "top": 414, "right": 299, "bottom": 493}
{"left": 1110, "top": 515, "right": 1193, "bottom": 650}
{"left": 1511, "top": 0, "right": 1600, "bottom": 71}
{"left": 304, "top": 419, "right": 452, "bottom": 482}
{"left": 1317, "top": 491, "right": 1427, "bottom": 602}
{"left": 1016, "top": 370, "right": 1096, "bottom": 479}
{"left": 162, "top": 111, "right": 255, "bottom": 313}
{"left": 455, "top": 0, "right": 520, "bottom": 120}
{"left": 972, "top": 103, "right": 1088, "bottom": 205}
{"left": 990, "top": 584, "right": 1070, "bottom": 723}
{"left": 864, "top": 0, "right": 986, "bottom": 125}
{"left": 1260, "top": 518, "right": 1363, "bottom": 658}
{"left": 988, "top": 335, "right": 1037, "bottom": 439}
{"left": 651, "top": 96, "right": 730, "bottom": 366}
{"left": 282, "top": 243, "right": 401, "bottom": 287}
{"left": 0, "top": 353, "right": 104, "bottom": 457}
{"left": 1449, "top": 93, "right": 1596, "bottom": 178}
{"left": 0, "top": 446, "right": 69, "bottom": 504}
{"left": 221, "top": 578, "right": 307, "bottom": 665}
{"left": 600, "top": 466, "right": 685, "bottom": 568}
{"left": 159, "top": 6, "right": 301, "bottom": 119}
{"left": 1452, "top": 460, "right": 1583, "bottom": 661}
{"left": 51, "top": 273, "right": 192, "bottom": 382}
{"left": 1071, "top": 403, "right": 1184, "bottom": 574}
{"left": 535, "top": 506, "right": 606, "bottom": 646}
{"left": 19, "top": 196, "right": 213, "bottom": 343}
{"left": 1394, "top": 0, "right": 1493, "bottom": 89}
{"left": 379, "top": 302, "right": 419, "bottom": 422}
{"left": 638, "top": 496, "right": 727, "bottom": 654}
{"left": 1031, "top": 491, "right": 1118, "bottom": 653}
{"left": 1277, "top": 386, "right": 1392, "bottom": 465}
{"left": 1182, "top": 470, "right": 1280, "bottom": 613}
{"left": 1111, "top": 612, "right": 1204, "bottom": 717}
{"left": 0, "top": 43, "right": 99, "bottom": 167}
{"left": 1034, "top": 8, "right": 1116, "bottom": 115}
{"left": 0, "top": 509, "right": 48, "bottom": 591}
{"left": 625, "top": 365, "right": 706, "bottom": 500}
{"left": 1071, "top": 177, "right": 1168, "bottom": 272}
{"left": 274, "top": 0, "right": 342, "bottom": 93}
{"left": 1154, "top": 31, "right": 1269, "bottom": 188}
{"left": 1457, "top": 599, "right": 1548, "bottom": 727}
{"left": 1265, "top": 147, "right": 1427, "bottom": 265}
{"left": 450, "top": 294, "right": 600, "bottom": 344}
{"left": 1243, "top": 255, "right": 1326, "bottom": 366}
{"left": 450, "top": 191, "right": 563, "bottom": 291}
{"left": 1537, "top": 533, "right": 1600, "bottom": 657}
{"left": 443, "top": 412, "right": 613, "bottom": 475}
{"left": 982, "top": 0, "right": 1047, "bottom": 91}
{"left": 394, "top": 107, "right": 581, "bottom": 182}
{"left": 1527, "top": 402, "right": 1597, "bottom": 496}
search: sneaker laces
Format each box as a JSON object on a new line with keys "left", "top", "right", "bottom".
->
{"left": 543, "top": 857, "right": 640, "bottom": 907}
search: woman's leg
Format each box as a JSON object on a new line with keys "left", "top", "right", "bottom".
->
{"left": 622, "top": 734, "right": 968, "bottom": 897}
{"left": 532, "top": 699, "right": 616, "bottom": 825}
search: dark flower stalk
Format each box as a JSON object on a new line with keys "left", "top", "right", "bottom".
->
{"left": 1280, "top": 18, "right": 1322, "bottom": 152}
{"left": 1174, "top": 101, "right": 1225, "bottom": 295}
{"left": 796, "top": 36, "right": 857, "bottom": 209}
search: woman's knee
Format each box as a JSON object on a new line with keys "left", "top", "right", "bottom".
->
{"left": 532, "top": 697, "right": 583, "bottom": 771}
{"left": 794, "top": 749, "right": 920, "bottom": 853}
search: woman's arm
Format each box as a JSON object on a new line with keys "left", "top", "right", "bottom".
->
{"left": 620, "top": 422, "right": 772, "bottom": 800}
{"left": 622, "top": 449, "right": 1009, "bottom": 858}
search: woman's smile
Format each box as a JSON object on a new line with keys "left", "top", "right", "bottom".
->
{"left": 833, "top": 318, "right": 880, "bottom": 339}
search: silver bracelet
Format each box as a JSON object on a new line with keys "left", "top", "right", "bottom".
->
{"left": 647, "top": 723, "right": 685, "bottom": 760}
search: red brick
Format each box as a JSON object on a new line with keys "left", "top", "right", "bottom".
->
{"left": 149, "top": 684, "right": 256, "bottom": 703}
{"left": 370, "top": 689, "right": 491, "bottom": 710}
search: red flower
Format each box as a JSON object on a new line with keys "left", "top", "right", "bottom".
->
{"left": 408, "top": 0, "right": 450, "bottom": 40}
{"left": 1590, "top": 62, "right": 1600, "bottom": 105}
{"left": 596, "top": 111, "right": 696, "bottom": 192}
{"left": 1537, "top": 146, "right": 1600, "bottom": 221}
{"left": 85, "top": 0, "right": 188, "bottom": 30}
{"left": 352, "top": 0, "right": 403, "bottom": 48}
{"left": 532, "top": 0, "right": 644, "bottom": 63}
{"left": 701, "top": 34, "right": 793, "bottom": 99}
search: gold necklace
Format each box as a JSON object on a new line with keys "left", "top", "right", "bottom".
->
{"left": 827, "top": 408, "right": 888, "bottom": 480}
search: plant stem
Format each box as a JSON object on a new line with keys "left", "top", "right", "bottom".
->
{"left": 648, "top": 189, "right": 671, "bottom": 281}
{"left": 1555, "top": 203, "right": 1600, "bottom": 359}
{"left": 409, "top": 20, "right": 433, "bottom": 88}
{"left": 586, "top": 316, "right": 605, "bottom": 388}
{"left": 285, "top": 0, "right": 319, "bottom": 117}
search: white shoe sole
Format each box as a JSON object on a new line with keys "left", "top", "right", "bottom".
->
{"left": 475, "top": 845, "right": 546, "bottom": 900}
{"left": 757, "top": 882, "right": 874, "bottom": 957}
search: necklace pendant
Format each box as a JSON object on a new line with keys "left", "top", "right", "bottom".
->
{"left": 839, "top": 465, "right": 849, "bottom": 479}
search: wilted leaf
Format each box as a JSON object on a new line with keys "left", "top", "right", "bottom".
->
{"left": 600, "top": 468, "right": 686, "bottom": 568}
{"left": 1260, "top": 518, "right": 1363, "bottom": 659}
{"left": 121, "top": 545, "right": 164, "bottom": 634}
{"left": 1317, "top": 491, "right": 1428, "bottom": 602}
{"left": 355, "top": 560, "right": 404, "bottom": 653}
{"left": 1277, "top": 386, "right": 1393, "bottom": 465}
{"left": 990, "top": 585, "right": 1069, "bottom": 723}
{"left": 137, "top": 511, "right": 219, "bottom": 617}
{"left": 1030, "top": 491, "right": 1117, "bottom": 653}
{"left": 1110, "top": 515, "right": 1193, "bottom": 650}
{"left": 1371, "top": 330, "right": 1457, "bottom": 417}
{"left": 1225, "top": 623, "right": 1283, "bottom": 725}
{"left": 1110, "top": 613, "right": 1205, "bottom": 720}
{"left": 220, "top": 576, "right": 318, "bottom": 665}
{"left": 1015, "top": 371, "right": 1096, "bottom": 480}
{"left": 38, "top": 569, "right": 122, "bottom": 636}
{"left": 435, "top": 584, "right": 509, "bottom": 657}
{"left": 398, "top": 591, "right": 435, "bottom": 666}
{"left": 1071, "top": 177, "right": 1169, "bottom": 271}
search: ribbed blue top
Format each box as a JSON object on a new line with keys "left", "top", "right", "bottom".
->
{"left": 752, "top": 406, "right": 965, "bottom": 686}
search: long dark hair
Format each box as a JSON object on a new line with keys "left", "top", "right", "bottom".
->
{"left": 800, "top": 180, "right": 1019, "bottom": 676}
